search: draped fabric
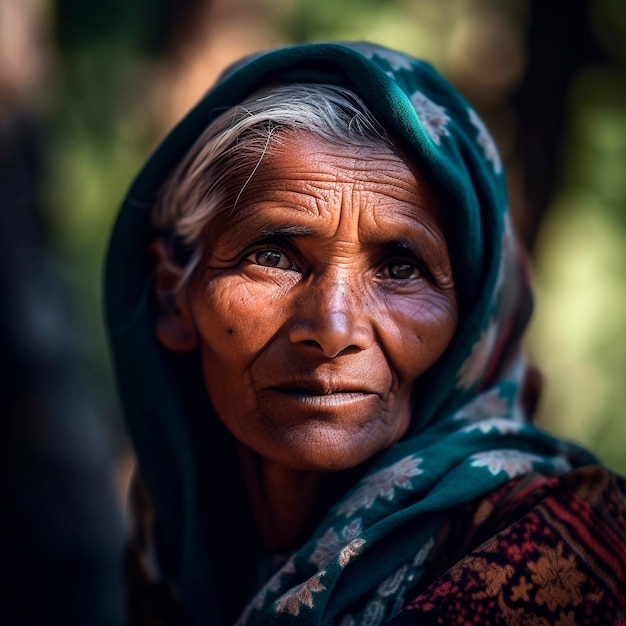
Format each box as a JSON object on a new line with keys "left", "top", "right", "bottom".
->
{"left": 104, "top": 42, "right": 625, "bottom": 625}
{"left": 392, "top": 466, "right": 626, "bottom": 625}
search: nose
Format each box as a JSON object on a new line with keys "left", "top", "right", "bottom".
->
{"left": 288, "top": 274, "right": 372, "bottom": 358}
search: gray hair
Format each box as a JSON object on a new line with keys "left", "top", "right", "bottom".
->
{"left": 153, "top": 82, "right": 395, "bottom": 284}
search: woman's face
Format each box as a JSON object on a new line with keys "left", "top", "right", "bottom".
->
{"left": 180, "top": 131, "right": 458, "bottom": 471}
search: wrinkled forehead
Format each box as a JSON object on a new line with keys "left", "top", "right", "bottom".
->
{"left": 122, "top": 42, "right": 505, "bottom": 315}
{"left": 206, "top": 128, "right": 446, "bottom": 244}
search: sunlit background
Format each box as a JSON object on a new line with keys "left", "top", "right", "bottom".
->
{"left": 2, "top": 0, "right": 624, "bottom": 623}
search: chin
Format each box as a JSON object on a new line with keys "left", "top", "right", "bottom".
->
{"left": 258, "top": 433, "right": 390, "bottom": 473}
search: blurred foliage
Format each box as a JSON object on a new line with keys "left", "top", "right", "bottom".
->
{"left": 527, "top": 63, "right": 626, "bottom": 474}
{"left": 41, "top": 2, "right": 163, "bottom": 438}
{"left": 270, "top": 0, "right": 456, "bottom": 60}
{"left": 269, "top": 0, "right": 527, "bottom": 83}
{"left": 38, "top": 0, "right": 626, "bottom": 474}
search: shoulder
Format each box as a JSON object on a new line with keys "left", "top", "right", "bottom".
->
{"left": 392, "top": 465, "right": 626, "bottom": 624}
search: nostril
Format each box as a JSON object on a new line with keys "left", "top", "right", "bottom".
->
{"left": 287, "top": 297, "right": 371, "bottom": 358}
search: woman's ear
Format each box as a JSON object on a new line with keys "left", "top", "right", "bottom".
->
{"left": 149, "top": 238, "right": 198, "bottom": 352}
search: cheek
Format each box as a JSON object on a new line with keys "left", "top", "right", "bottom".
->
{"left": 379, "top": 291, "right": 458, "bottom": 383}
{"left": 190, "top": 275, "right": 287, "bottom": 369}
{"left": 189, "top": 276, "right": 291, "bottom": 442}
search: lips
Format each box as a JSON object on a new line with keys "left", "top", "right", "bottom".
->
{"left": 266, "top": 376, "right": 381, "bottom": 398}
{"left": 250, "top": 354, "right": 393, "bottom": 419}
{"left": 253, "top": 375, "right": 383, "bottom": 417}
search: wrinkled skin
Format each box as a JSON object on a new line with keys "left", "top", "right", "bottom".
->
{"left": 157, "top": 131, "right": 458, "bottom": 473}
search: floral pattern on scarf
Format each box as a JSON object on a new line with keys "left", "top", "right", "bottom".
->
{"left": 109, "top": 41, "right": 618, "bottom": 626}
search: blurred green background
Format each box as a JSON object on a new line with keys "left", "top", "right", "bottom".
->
{"left": 60, "top": 2, "right": 626, "bottom": 462}
{"left": 2, "top": 0, "right": 624, "bottom": 622}
{"left": 4, "top": 0, "right": 625, "bottom": 483}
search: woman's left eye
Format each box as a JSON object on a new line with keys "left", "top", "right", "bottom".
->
{"left": 384, "top": 261, "right": 421, "bottom": 280}
{"left": 248, "top": 249, "right": 293, "bottom": 270}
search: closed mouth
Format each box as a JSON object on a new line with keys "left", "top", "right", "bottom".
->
{"left": 267, "top": 387, "right": 370, "bottom": 409}
{"left": 277, "top": 387, "right": 372, "bottom": 398}
{"left": 270, "top": 379, "right": 379, "bottom": 396}
{"left": 269, "top": 387, "right": 376, "bottom": 407}
{"left": 279, "top": 385, "right": 364, "bottom": 394}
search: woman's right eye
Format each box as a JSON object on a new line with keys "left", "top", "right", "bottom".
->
{"left": 247, "top": 249, "right": 293, "bottom": 270}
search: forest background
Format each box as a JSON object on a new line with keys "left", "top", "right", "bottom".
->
{"left": 1, "top": 0, "right": 625, "bottom": 624}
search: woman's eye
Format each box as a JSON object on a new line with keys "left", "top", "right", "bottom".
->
{"left": 248, "top": 249, "right": 293, "bottom": 269}
{"left": 385, "top": 262, "right": 420, "bottom": 280}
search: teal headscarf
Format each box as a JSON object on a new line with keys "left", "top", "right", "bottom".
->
{"left": 104, "top": 42, "right": 596, "bottom": 625}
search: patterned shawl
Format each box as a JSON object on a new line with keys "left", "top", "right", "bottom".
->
{"left": 104, "top": 42, "right": 598, "bottom": 625}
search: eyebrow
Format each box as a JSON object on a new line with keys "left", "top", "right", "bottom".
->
{"left": 254, "top": 227, "right": 438, "bottom": 262}
{"left": 211, "top": 222, "right": 318, "bottom": 263}
{"left": 382, "top": 238, "right": 420, "bottom": 252}
{"left": 231, "top": 223, "right": 438, "bottom": 253}
{"left": 217, "top": 218, "right": 445, "bottom": 264}
{"left": 255, "top": 224, "right": 317, "bottom": 238}
{"left": 218, "top": 221, "right": 316, "bottom": 245}
{"left": 378, "top": 237, "right": 429, "bottom": 261}
{"left": 377, "top": 235, "right": 449, "bottom": 275}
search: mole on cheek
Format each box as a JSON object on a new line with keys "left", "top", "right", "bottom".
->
{"left": 227, "top": 328, "right": 234, "bottom": 335}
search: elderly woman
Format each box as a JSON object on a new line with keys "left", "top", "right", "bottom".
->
{"left": 104, "top": 42, "right": 626, "bottom": 625}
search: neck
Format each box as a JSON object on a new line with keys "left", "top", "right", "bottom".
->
{"left": 237, "top": 444, "right": 322, "bottom": 553}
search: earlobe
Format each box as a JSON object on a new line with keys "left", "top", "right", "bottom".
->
{"left": 149, "top": 238, "right": 199, "bottom": 352}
